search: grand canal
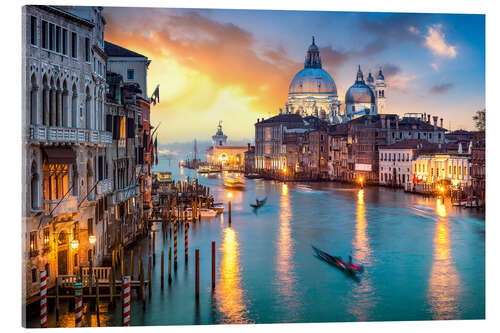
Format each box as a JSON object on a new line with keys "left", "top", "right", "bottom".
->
{"left": 36, "top": 160, "right": 485, "bottom": 326}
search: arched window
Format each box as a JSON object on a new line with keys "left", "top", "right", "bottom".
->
{"left": 49, "top": 77, "right": 56, "bottom": 126}
{"left": 71, "top": 83, "right": 78, "bottom": 128}
{"left": 62, "top": 81, "right": 69, "bottom": 127}
{"left": 56, "top": 78, "right": 61, "bottom": 126}
{"left": 31, "top": 161, "right": 39, "bottom": 210}
{"left": 72, "top": 166, "right": 79, "bottom": 197}
{"left": 85, "top": 86, "right": 91, "bottom": 129}
{"left": 87, "top": 159, "right": 94, "bottom": 201}
{"left": 42, "top": 76, "right": 48, "bottom": 126}
{"left": 30, "top": 75, "right": 38, "bottom": 125}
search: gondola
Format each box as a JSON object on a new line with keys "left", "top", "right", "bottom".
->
{"left": 312, "top": 245, "right": 364, "bottom": 274}
{"left": 250, "top": 196, "right": 267, "bottom": 209}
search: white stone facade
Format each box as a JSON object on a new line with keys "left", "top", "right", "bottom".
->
{"left": 22, "top": 5, "right": 109, "bottom": 302}
{"left": 379, "top": 148, "right": 416, "bottom": 186}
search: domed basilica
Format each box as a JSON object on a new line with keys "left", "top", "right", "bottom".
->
{"left": 283, "top": 37, "right": 386, "bottom": 124}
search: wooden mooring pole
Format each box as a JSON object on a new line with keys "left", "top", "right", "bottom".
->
{"left": 195, "top": 249, "right": 200, "bottom": 299}
{"left": 174, "top": 221, "right": 178, "bottom": 271}
{"left": 161, "top": 250, "right": 164, "bottom": 290}
{"left": 185, "top": 222, "right": 188, "bottom": 263}
{"left": 168, "top": 247, "right": 172, "bottom": 285}
{"left": 211, "top": 241, "right": 216, "bottom": 289}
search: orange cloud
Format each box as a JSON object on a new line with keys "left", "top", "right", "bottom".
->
{"left": 103, "top": 9, "right": 302, "bottom": 142}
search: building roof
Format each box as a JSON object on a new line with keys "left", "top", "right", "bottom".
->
{"left": 258, "top": 113, "right": 304, "bottom": 124}
{"left": 104, "top": 41, "right": 147, "bottom": 58}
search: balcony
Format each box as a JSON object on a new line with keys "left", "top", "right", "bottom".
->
{"left": 29, "top": 125, "right": 112, "bottom": 147}
{"left": 113, "top": 185, "right": 140, "bottom": 204}
{"left": 44, "top": 196, "right": 78, "bottom": 216}
{"left": 97, "top": 178, "right": 113, "bottom": 195}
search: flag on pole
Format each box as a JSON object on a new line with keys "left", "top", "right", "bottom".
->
{"left": 154, "top": 136, "right": 159, "bottom": 165}
{"left": 151, "top": 85, "right": 160, "bottom": 105}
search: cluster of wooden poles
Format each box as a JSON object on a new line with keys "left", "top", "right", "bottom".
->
{"left": 39, "top": 176, "right": 224, "bottom": 327}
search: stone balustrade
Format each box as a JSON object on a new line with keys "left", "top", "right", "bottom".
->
{"left": 29, "top": 125, "right": 112, "bottom": 146}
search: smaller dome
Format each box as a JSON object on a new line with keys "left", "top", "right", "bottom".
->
{"left": 345, "top": 66, "right": 375, "bottom": 104}
{"left": 345, "top": 84, "right": 375, "bottom": 104}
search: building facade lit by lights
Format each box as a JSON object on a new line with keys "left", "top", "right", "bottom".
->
{"left": 206, "top": 121, "right": 247, "bottom": 171}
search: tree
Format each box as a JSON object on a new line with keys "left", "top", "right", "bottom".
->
{"left": 473, "top": 109, "right": 485, "bottom": 132}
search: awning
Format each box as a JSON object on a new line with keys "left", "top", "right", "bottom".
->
{"left": 43, "top": 147, "right": 76, "bottom": 164}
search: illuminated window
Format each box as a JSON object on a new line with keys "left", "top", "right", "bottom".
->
{"left": 30, "top": 231, "right": 38, "bottom": 257}
{"left": 43, "top": 228, "right": 50, "bottom": 250}
{"left": 43, "top": 164, "right": 69, "bottom": 202}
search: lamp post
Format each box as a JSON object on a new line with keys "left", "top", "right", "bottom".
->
{"left": 88, "top": 235, "right": 96, "bottom": 301}
{"left": 227, "top": 192, "right": 232, "bottom": 226}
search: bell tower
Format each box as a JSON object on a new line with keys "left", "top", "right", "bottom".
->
{"left": 375, "top": 67, "right": 386, "bottom": 113}
{"left": 212, "top": 121, "right": 227, "bottom": 146}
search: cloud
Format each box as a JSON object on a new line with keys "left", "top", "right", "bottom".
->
{"left": 102, "top": 9, "right": 304, "bottom": 141}
{"left": 431, "top": 63, "right": 439, "bottom": 71}
{"left": 429, "top": 82, "right": 454, "bottom": 94}
{"left": 358, "top": 14, "right": 423, "bottom": 45}
{"left": 424, "top": 24, "right": 457, "bottom": 58}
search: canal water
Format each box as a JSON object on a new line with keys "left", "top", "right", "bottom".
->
{"left": 35, "top": 159, "right": 485, "bottom": 327}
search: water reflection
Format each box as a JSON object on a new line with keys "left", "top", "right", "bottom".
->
{"left": 348, "top": 189, "right": 375, "bottom": 321}
{"left": 275, "top": 181, "right": 298, "bottom": 318}
{"left": 216, "top": 227, "right": 251, "bottom": 323}
{"left": 428, "top": 199, "right": 461, "bottom": 319}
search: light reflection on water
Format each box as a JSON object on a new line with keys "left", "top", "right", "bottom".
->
{"left": 215, "top": 227, "right": 252, "bottom": 324}
{"left": 348, "top": 189, "right": 376, "bottom": 321}
{"left": 428, "top": 198, "right": 461, "bottom": 319}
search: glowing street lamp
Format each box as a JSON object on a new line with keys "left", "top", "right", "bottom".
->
{"left": 359, "top": 176, "right": 364, "bottom": 188}
{"left": 89, "top": 235, "right": 97, "bottom": 245}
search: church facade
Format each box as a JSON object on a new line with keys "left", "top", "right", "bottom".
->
{"left": 283, "top": 37, "right": 387, "bottom": 123}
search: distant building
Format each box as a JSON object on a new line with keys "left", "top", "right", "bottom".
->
{"left": 411, "top": 153, "right": 471, "bottom": 188}
{"left": 378, "top": 139, "right": 440, "bottom": 187}
{"left": 206, "top": 122, "right": 247, "bottom": 171}
{"left": 470, "top": 147, "right": 485, "bottom": 203}
{"left": 244, "top": 144, "right": 255, "bottom": 174}
{"left": 282, "top": 37, "right": 386, "bottom": 124}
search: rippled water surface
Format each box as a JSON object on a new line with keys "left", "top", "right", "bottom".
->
{"left": 33, "top": 160, "right": 485, "bottom": 326}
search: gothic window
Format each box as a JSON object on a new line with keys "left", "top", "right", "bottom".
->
{"left": 30, "top": 75, "right": 38, "bottom": 125}
{"left": 85, "top": 86, "right": 91, "bottom": 129}
{"left": 71, "top": 84, "right": 78, "bottom": 127}
{"left": 31, "top": 162, "right": 40, "bottom": 210}
{"left": 43, "top": 164, "right": 69, "bottom": 201}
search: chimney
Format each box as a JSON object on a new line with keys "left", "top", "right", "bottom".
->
{"left": 427, "top": 114, "right": 431, "bottom": 123}
{"left": 279, "top": 108, "right": 283, "bottom": 115}
{"left": 433, "top": 116, "right": 438, "bottom": 131}
{"left": 257, "top": 118, "right": 260, "bottom": 123}
{"left": 248, "top": 143, "right": 251, "bottom": 150}
{"left": 423, "top": 112, "right": 426, "bottom": 121}
{"left": 440, "top": 118, "right": 443, "bottom": 128}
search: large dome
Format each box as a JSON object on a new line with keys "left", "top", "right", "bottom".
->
{"left": 289, "top": 68, "right": 337, "bottom": 95}
{"left": 345, "top": 83, "right": 375, "bottom": 104}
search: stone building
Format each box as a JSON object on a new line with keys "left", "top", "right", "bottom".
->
{"left": 254, "top": 114, "right": 305, "bottom": 173}
{"left": 411, "top": 153, "right": 471, "bottom": 189}
{"left": 327, "top": 113, "right": 447, "bottom": 184}
{"left": 378, "top": 139, "right": 440, "bottom": 187}
{"left": 206, "top": 122, "right": 247, "bottom": 171}
{"left": 470, "top": 147, "right": 485, "bottom": 204}
{"left": 244, "top": 144, "right": 256, "bottom": 174}
{"left": 23, "top": 5, "right": 108, "bottom": 302}
{"left": 104, "top": 40, "right": 153, "bottom": 247}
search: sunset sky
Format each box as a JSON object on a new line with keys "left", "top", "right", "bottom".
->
{"left": 102, "top": 8, "right": 485, "bottom": 144}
